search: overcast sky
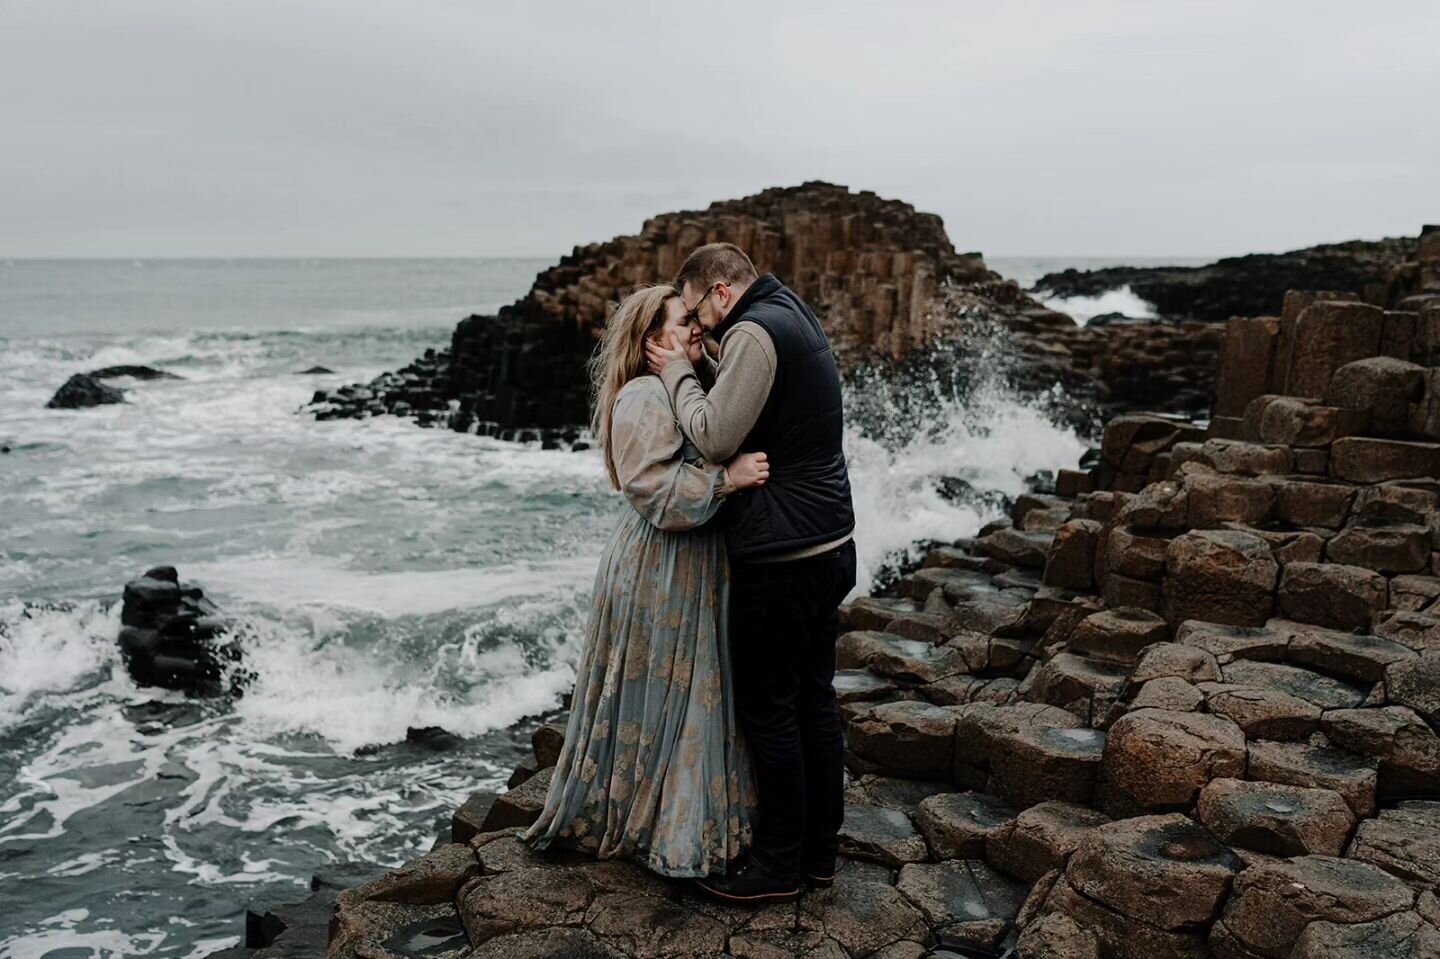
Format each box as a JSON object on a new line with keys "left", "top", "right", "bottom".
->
{"left": 2, "top": 0, "right": 1436, "bottom": 259}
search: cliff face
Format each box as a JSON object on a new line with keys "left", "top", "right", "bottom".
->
{"left": 307, "top": 182, "right": 1005, "bottom": 438}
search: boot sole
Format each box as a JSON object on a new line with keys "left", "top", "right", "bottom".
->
{"left": 803, "top": 874, "right": 835, "bottom": 889}
{"left": 694, "top": 879, "right": 802, "bottom": 904}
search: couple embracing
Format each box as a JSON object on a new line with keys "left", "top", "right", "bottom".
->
{"left": 522, "top": 243, "right": 857, "bottom": 903}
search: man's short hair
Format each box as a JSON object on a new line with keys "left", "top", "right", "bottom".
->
{"left": 674, "top": 242, "right": 759, "bottom": 294}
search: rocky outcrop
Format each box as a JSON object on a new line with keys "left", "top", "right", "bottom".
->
{"left": 47, "top": 373, "right": 126, "bottom": 409}
{"left": 118, "top": 566, "right": 246, "bottom": 696}
{"left": 1034, "top": 235, "right": 1420, "bottom": 323}
{"left": 304, "top": 182, "right": 1065, "bottom": 439}
{"left": 316, "top": 228, "right": 1440, "bottom": 958}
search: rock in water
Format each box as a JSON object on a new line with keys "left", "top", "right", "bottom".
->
{"left": 117, "top": 565, "right": 246, "bottom": 696}
{"left": 46, "top": 373, "right": 125, "bottom": 409}
{"left": 298, "top": 365, "right": 335, "bottom": 374}
{"left": 87, "top": 364, "right": 182, "bottom": 380}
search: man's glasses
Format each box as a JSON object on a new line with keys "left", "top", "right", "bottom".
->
{"left": 684, "top": 285, "right": 718, "bottom": 325}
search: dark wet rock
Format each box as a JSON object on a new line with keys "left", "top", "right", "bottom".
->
{"left": 1211, "top": 855, "right": 1417, "bottom": 959}
{"left": 1099, "top": 708, "right": 1247, "bottom": 815}
{"left": 1384, "top": 651, "right": 1440, "bottom": 726}
{"left": 914, "top": 791, "right": 1017, "bottom": 859}
{"left": 452, "top": 791, "right": 500, "bottom": 845}
{"left": 405, "top": 725, "right": 464, "bottom": 751}
{"left": 1175, "top": 619, "right": 1291, "bottom": 662}
{"left": 480, "top": 766, "right": 554, "bottom": 832}
{"left": 1218, "top": 658, "right": 1367, "bottom": 710}
{"left": 1278, "top": 561, "right": 1389, "bottom": 629}
{"left": 1031, "top": 236, "right": 1414, "bottom": 324}
{"left": 89, "top": 364, "right": 182, "bottom": 380}
{"left": 952, "top": 701, "right": 1085, "bottom": 788}
{"left": 531, "top": 722, "right": 566, "bottom": 769}
{"left": 987, "top": 800, "right": 1111, "bottom": 882}
{"left": 1196, "top": 778, "right": 1355, "bottom": 857}
{"left": 117, "top": 567, "right": 243, "bottom": 697}
{"left": 1041, "top": 872, "right": 1212, "bottom": 959}
{"left": 845, "top": 775, "right": 954, "bottom": 811}
{"left": 1285, "top": 623, "right": 1416, "bottom": 682}
{"left": 47, "top": 372, "right": 125, "bottom": 409}
{"left": 1347, "top": 801, "right": 1440, "bottom": 888}
{"left": 838, "top": 802, "right": 928, "bottom": 866}
{"left": 298, "top": 365, "right": 335, "bottom": 374}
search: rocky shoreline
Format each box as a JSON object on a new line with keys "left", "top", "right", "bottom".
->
{"left": 208, "top": 226, "right": 1440, "bottom": 959}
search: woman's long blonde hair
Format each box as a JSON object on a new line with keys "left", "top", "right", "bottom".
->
{"left": 591, "top": 285, "right": 680, "bottom": 489}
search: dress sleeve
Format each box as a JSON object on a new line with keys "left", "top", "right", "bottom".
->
{"left": 610, "top": 379, "right": 729, "bottom": 531}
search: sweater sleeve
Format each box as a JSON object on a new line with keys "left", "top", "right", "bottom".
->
{"left": 659, "top": 321, "right": 777, "bottom": 463}
{"left": 609, "top": 378, "right": 729, "bottom": 531}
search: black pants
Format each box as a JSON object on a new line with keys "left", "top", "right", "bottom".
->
{"left": 728, "top": 539, "right": 856, "bottom": 883}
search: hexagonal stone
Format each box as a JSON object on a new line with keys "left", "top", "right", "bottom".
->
{"left": 458, "top": 864, "right": 594, "bottom": 945}
{"left": 1100, "top": 709, "right": 1247, "bottom": 815}
{"left": 986, "top": 800, "right": 1112, "bottom": 882}
{"left": 1330, "top": 437, "right": 1440, "bottom": 483}
{"left": 1017, "top": 912, "right": 1100, "bottom": 959}
{"left": 1328, "top": 522, "right": 1431, "bottom": 574}
{"left": 1044, "top": 519, "right": 1103, "bottom": 591}
{"left": 1220, "top": 659, "right": 1367, "bottom": 710}
{"left": 1175, "top": 619, "right": 1289, "bottom": 661}
{"left": 1197, "top": 778, "right": 1355, "bottom": 857}
{"left": 453, "top": 791, "right": 501, "bottom": 845}
{"left": 833, "top": 669, "right": 898, "bottom": 705}
{"left": 838, "top": 803, "right": 928, "bottom": 867}
{"left": 1029, "top": 653, "right": 1130, "bottom": 724}
{"left": 952, "top": 701, "right": 1085, "bottom": 786}
{"left": 837, "top": 630, "right": 964, "bottom": 683}
{"left": 896, "top": 860, "right": 1024, "bottom": 949}
{"left": 976, "top": 527, "right": 1055, "bottom": 569}
{"left": 990, "top": 725, "right": 1107, "bottom": 809}
{"left": 1285, "top": 624, "right": 1416, "bottom": 682}
{"left": 1129, "top": 676, "right": 1205, "bottom": 714}
{"left": 1185, "top": 473, "right": 1277, "bottom": 527}
{"left": 1321, "top": 706, "right": 1440, "bottom": 799}
{"left": 1212, "top": 855, "right": 1418, "bottom": 959}
{"left": 914, "top": 791, "right": 1017, "bottom": 860}
{"left": 1278, "top": 562, "right": 1388, "bottom": 630}
{"left": 800, "top": 860, "right": 929, "bottom": 958}
{"left": 1199, "top": 682, "right": 1324, "bottom": 740}
{"left": 585, "top": 893, "right": 729, "bottom": 957}
{"left": 1163, "top": 529, "right": 1279, "bottom": 628}
{"left": 481, "top": 766, "right": 554, "bottom": 832}
{"left": 1105, "top": 526, "right": 1171, "bottom": 580}
{"left": 1246, "top": 740, "right": 1378, "bottom": 817}
{"left": 848, "top": 701, "right": 959, "bottom": 781}
{"left": 1389, "top": 574, "right": 1440, "bottom": 612}
{"left": 1347, "top": 801, "right": 1440, "bottom": 888}
{"left": 1131, "top": 642, "right": 1222, "bottom": 684}
{"left": 1067, "top": 814, "right": 1242, "bottom": 930}
{"left": 1385, "top": 651, "right": 1440, "bottom": 726}
{"left": 844, "top": 775, "right": 953, "bottom": 811}
{"left": 1292, "top": 910, "right": 1440, "bottom": 959}
{"left": 842, "top": 596, "right": 924, "bottom": 632}
{"left": 1042, "top": 874, "right": 1212, "bottom": 959}
{"left": 1274, "top": 478, "right": 1357, "bottom": 530}
{"left": 1375, "top": 611, "right": 1440, "bottom": 652}
{"left": 1068, "top": 608, "right": 1168, "bottom": 665}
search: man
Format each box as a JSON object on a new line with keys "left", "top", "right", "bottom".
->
{"left": 646, "top": 242, "right": 857, "bottom": 903}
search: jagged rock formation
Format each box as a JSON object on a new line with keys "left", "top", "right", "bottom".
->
{"left": 118, "top": 566, "right": 245, "bottom": 696}
{"left": 305, "top": 182, "right": 1049, "bottom": 440}
{"left": 47, "top": 373, "right": 126, "bottom": 409}
{"left": 314, "top": 229, "right": 1440, "bottom": 959}
{"left": 45, "top": 365, "right": 183, "bottom": 409}
{"left": 1033, "top": 234, "right": 1421, "bottom": 323}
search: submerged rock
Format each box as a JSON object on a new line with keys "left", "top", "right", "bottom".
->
{"left": 117, "top": 565, "right": 245, "bottom": 697}
{"left": 88, "top": 364, "right": 182, "bottom": 380}
{"left": 46, "top": 373, "right": 125, "bottom": 409}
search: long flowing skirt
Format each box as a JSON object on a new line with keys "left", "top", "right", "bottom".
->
{"left": 522, "top": 510, "right": 754, "bottom": 877}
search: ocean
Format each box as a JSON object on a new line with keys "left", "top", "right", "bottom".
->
{"left": 0, "top": 255, "right": 1166, "bottom": 957}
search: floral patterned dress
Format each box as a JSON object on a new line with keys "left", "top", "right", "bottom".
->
{"left": 522, "top": 375, "right": 755, "bottom": 878}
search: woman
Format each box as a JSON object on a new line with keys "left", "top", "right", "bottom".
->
{"left": 522, "top": 285, "right": 766, "bottom": 878}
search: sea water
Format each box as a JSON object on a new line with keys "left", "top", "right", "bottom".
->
{"left": 1, "top": 256, "right": 1094, "bottom": 956}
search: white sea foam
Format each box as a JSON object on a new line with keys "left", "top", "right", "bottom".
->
{"left": 1037, "top": 284, "right": 1158, "bottom": 324}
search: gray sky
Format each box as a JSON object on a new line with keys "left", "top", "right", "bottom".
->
{"left": 2, "top": 0, "right": 1436, "bottom": 258}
